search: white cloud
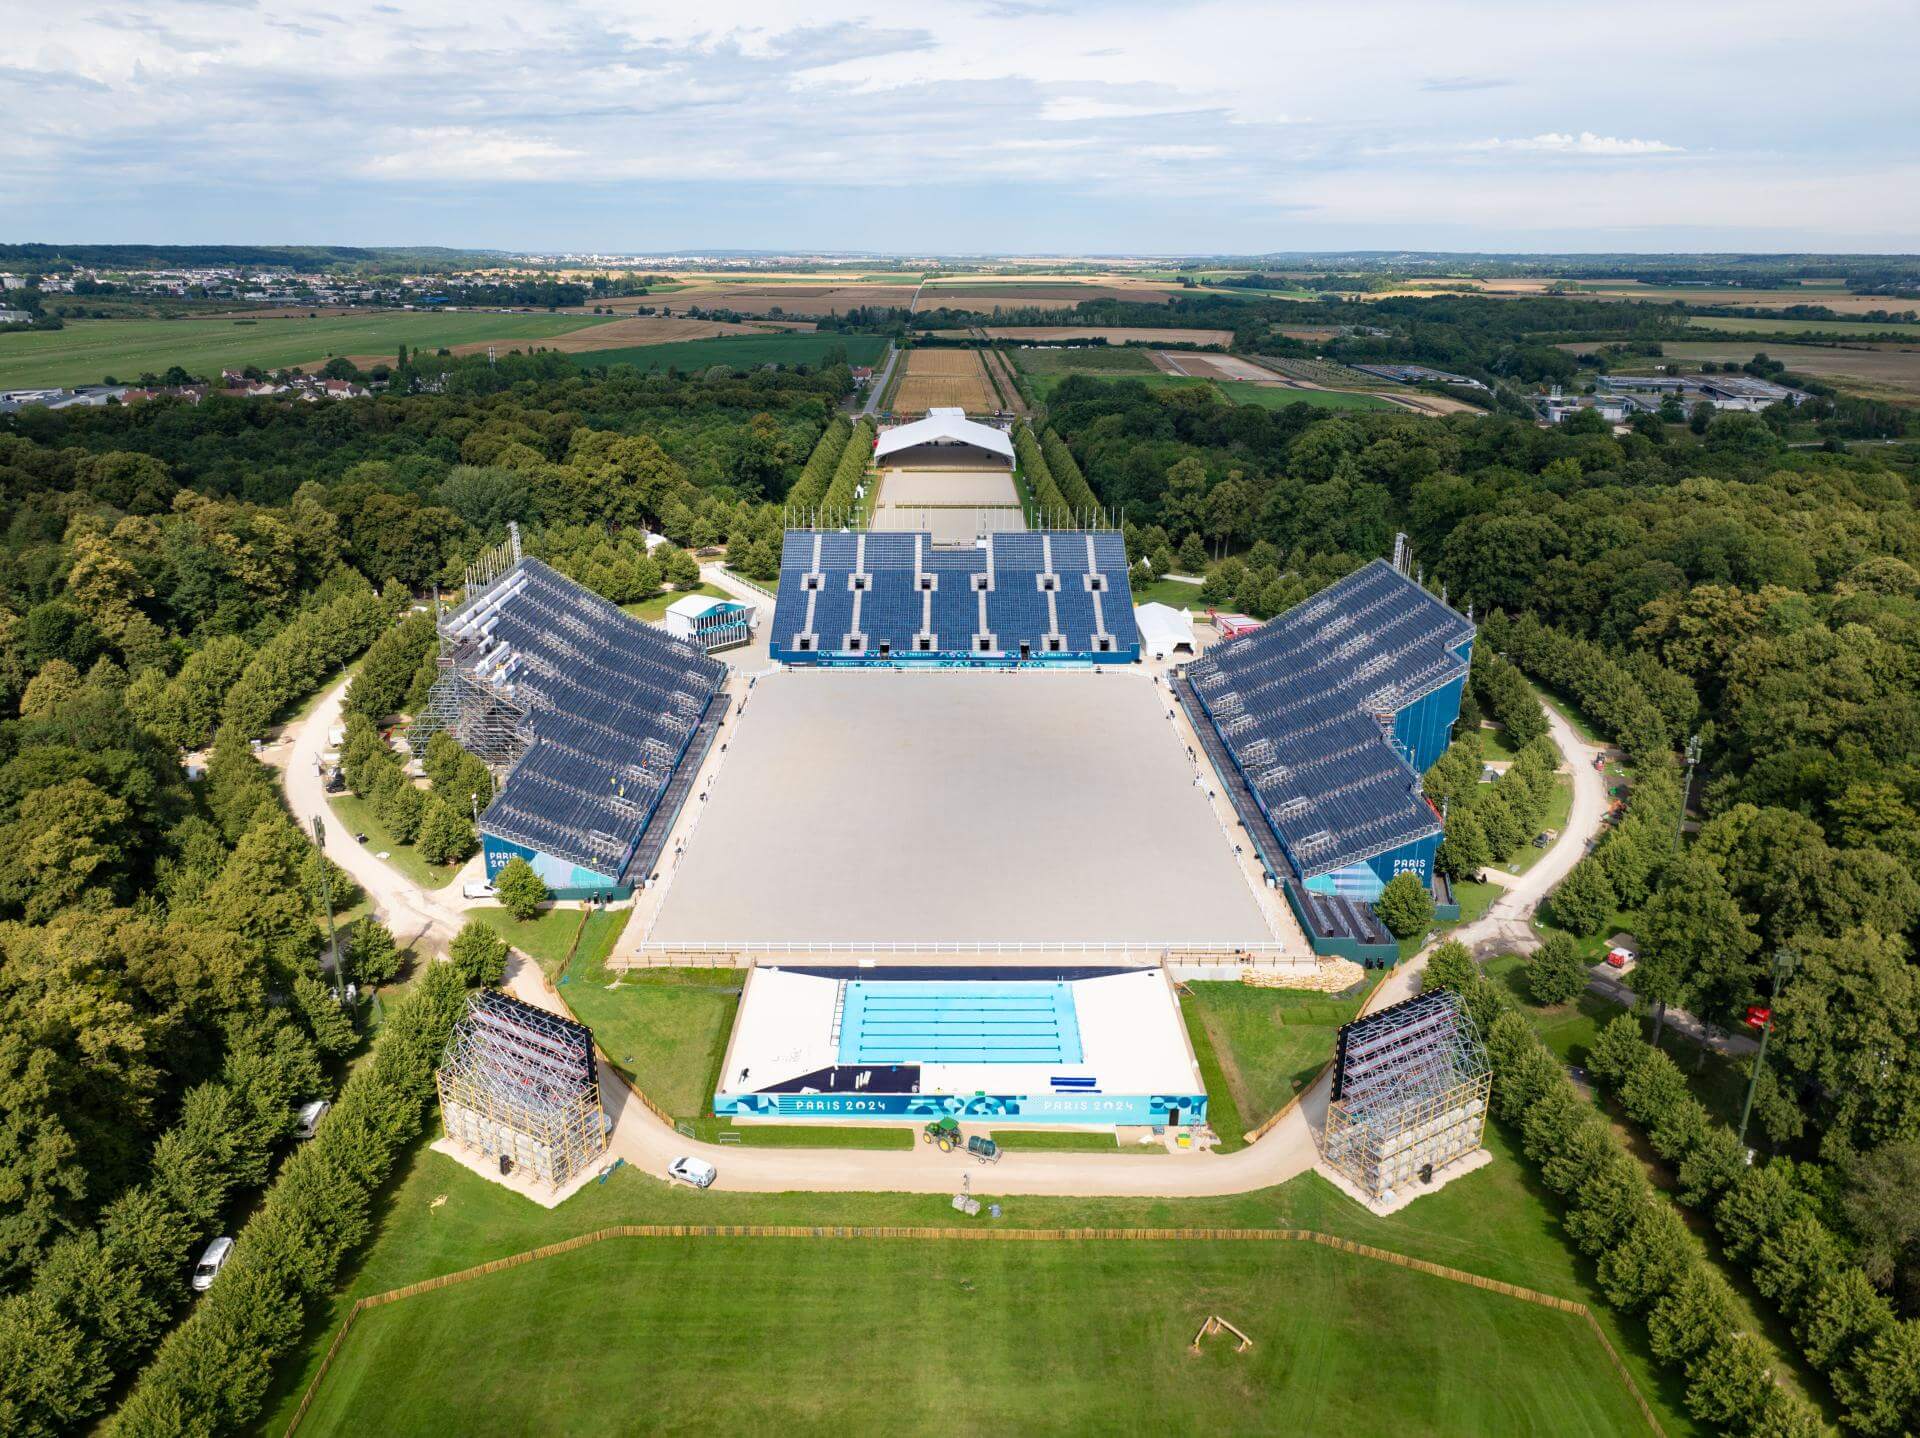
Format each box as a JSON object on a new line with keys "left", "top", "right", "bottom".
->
{"left": 1469, "top": 131, "right": 1683, "bottom": 156}
{"left": 362, "top": 129, "right": 584, "bottom": 180}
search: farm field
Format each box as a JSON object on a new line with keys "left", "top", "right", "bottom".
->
{"left": 1010, "top": 345, "right": 1161, "bottom": 376}
{"left": 889, "top": 346, "right": 998, "bottom": 413}
{"left": 662, "top": 281, "right": 920, "bottom": 314}
{"left": 1686, "top": 314, "right": 1920, "bottom": 338}
{"left": 293, "top": 1233, "right": 1649, "bottom": 1438}
{"left": 1212, "top": 380, "right": 1399, "bottom": 412}
{"left": 1563, "top": 339, "right": 1920, "bottom": 401}
{"left": 1023, "top": 370, "right": 1213, "bottom": 402}
{"left": 567, "top": 332, "right": 888, "bottom": 374}
{"left": 329, "top": 315, "right": 794, "bottom": 370}
{"left": 980, "top": 325, "right": 1234, "bottom": 346}
{"left": 1481, "top": 278, "right": 1910, "bottom": 315}
{"left": 0, "top": 311, "right": 622, "bottom": 389}
{"left": 261, "top": 1115, "right": 1694, "bottom": 1438}
{"left": 1242, "top": 355, "right": 1380, "bottom": 387}
{"left": 915, "top": 280, "right": 1179, "bottom": 311}
{"left": 1151, "top": 351, "right": 1297, "bottom": 383}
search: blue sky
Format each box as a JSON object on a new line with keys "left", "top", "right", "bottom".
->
{"left": 8, "top": 0, "right": 1918, "bottom": 254}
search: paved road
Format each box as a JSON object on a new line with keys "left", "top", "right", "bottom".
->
{"left": 860, "top": 344, "right": 898, "bottom": 417}
{"left": 282, "top": 654, "right": 1612, "bottom": 1199}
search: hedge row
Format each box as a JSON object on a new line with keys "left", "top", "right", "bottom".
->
{"left": 1480, "top": 610, "right": 1686, "bottom": 768}
{"left": 1589, "top": 1017, "right": 1920, "bottom": 1435}
{"left": 817, "top": 419, "right": 875, "bottom": 523}
{"left": 1041, "top": 428, "right": 1100, "bottom": 517}
{"left": 1425, "top": 947, "right": 1824, "bottom": 1436}
{"left": 1013, "top": 423, "right": 1071, "bottom": 527}
{"left": 220, "top": 581, "right": 393, "bottom": 738}
{"left": 0, "top": 1031, "right": 324, "bottom": 1437}
{"left": 107, "top": 964, "right": 471, "bottom": 1438}
{"left": 784, "top": 416, "right": 852, "bottom": 513}
{"left": 343, "top": 612, "right": 437, "bottom": 723}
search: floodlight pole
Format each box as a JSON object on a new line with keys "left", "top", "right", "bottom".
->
{"left": 1737, "top": 948, "right": 1796, "bottom": 1150}
{"left": 313, "top": 814, "right": 342, "bottom": 999}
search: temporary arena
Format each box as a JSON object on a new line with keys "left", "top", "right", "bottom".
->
{"left": 420, "top": 418, "right": 1479, "bottom": 1141}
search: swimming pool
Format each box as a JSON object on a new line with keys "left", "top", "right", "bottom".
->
{"left": 836, "top": 981, "right": 1084, "bottom": 1066}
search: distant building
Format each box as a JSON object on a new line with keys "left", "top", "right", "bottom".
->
{"left": 1349, "top": 362, "right": 1489, "bottom": 392}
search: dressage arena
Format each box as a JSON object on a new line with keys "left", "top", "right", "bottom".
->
{"left": 871, "top": 467, "right": 1025, "bottom": 543}
{"left": 643, "top": 669, "right": 1275, "bottom": 950}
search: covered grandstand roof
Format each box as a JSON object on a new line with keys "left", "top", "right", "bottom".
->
{"left": 1184, "top": 559, "right": 1473, "bottom": 878}
{"left": 433, "top": 558, "right": 727, "bottom": 880}
{"left": 874, "top": 408, "right": 1014, "bottom": 464}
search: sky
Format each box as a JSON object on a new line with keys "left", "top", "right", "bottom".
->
{"left": 7, "top": 0, "right": 1919, "bottom": 255}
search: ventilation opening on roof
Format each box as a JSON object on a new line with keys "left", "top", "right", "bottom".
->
{"left": 850, "top": 574, "right": 870, "bottom": 592}
{"left": 1038, "top": 574, "right": 1058, "bottom": 593}
{"left": 1045, "top": 636, "right": 1064, "bottom": 653}
{"left": 1086, "top": 574, "right": 1108, "bottom": 592}
{"left": 804, "top": 573, "right": 823, "bottom": 592}
{"left": 917, "top": 636, "right": 935, "bottom": 652}
{"left": 919, "top": 575, "right": 936, "bottom": 591}
{"left": 972, "top": 574, "right": 991, "bottom": 593}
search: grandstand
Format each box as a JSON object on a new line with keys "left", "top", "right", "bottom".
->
{"left": 769, "top": 529, "right": 1140, "bottom": 665}
{"left": 437, "top": 988, "right": 606, "bottom": 1189}
{"left": 416, "top": 530, "right": 729, "bottom": 898}
{"left": 1177, "top": 557, "right": 1473, "bottom": 902}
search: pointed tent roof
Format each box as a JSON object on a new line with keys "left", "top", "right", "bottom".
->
{"left": 874, "top": 408, "right": 1014, "bottom": 463}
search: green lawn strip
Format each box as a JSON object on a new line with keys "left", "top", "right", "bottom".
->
{"left": 568, "top": 332, "right": 887, "bottom": 373}
{"left": 618, "top": 581, "right": 728, "bottom": 622}
{"left": 1025, "top": 370, "right": 1212, "bottom": 402}
{"left": 325, "top": 793, "right": 460, "bottom": 891}
{"left": 0, "top": 312, "right": 623, "bottom": 389}
{"left": 466, "top": 906, "right": 629, "bottom": 981}
{"left": 262, "top": 1117, "right": 1689, "bottom": 1438}
{"left": 1008, "top": 345, "right": 1162, "bottom": 376}
{"left": 1181, "top": 983, "right": 1365, "bottom": 1133}
{"left": 679, "top": 1121, "right": 914, "bottom": 1150}
{"left": 1478, "top": 722, "right": 1521, "bottom": 761}
{"left": 294, "top": 1233, "right": 1647, "bottom": 1438}
{"left": 983, "top": 1130, "right": 1168, "bottom": 1154}
{"left": 1484, "top": 956, "right": 1837, "bottom": 1416}
{"left": 1130, "top": 575, "right": 1206, "bottom": 607}
{"left": 1178, "top": 1000, "right": 1246, "bottom": 1151}
{"left": 1212, "top": 379, "right": 1399, "bottom": 411}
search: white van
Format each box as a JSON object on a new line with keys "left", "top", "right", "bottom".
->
{"left": 295, "top": 1100, "right": 330, "bottom": 1140}
{"left": 192, "top": 1236, "right": 234, "bottom": 1292}
{"left": 462, "top": 881, "right": 496, "bottom": 900}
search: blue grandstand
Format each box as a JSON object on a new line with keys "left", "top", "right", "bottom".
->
{"left": 419, "top": 553, "right": 728, "bottom": 899}
{"left": 1178, "top": 558, "right": 1473, "bottom": 901}
{"left": 769, "top": 529, "right": 1139, "bottom": 665}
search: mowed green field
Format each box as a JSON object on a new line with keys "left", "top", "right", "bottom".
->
{"left": 296, "top": 1236, "right": 1648, "bottom": 1437}
{"left": 0, "top": 312, "right": 618, "bottom": 388}
{"left": 1212, "top": 380, "right": 1398, "bottom": 411}
{"left": 1688, "top": 314, "right": 1920, "bottom": 338}
{"left": 571, "top": 333, "right": 888, "bottom": 372}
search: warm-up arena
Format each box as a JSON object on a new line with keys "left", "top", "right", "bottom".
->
{"left": 644, "top": 668, "right": 1275, "bottom": 950}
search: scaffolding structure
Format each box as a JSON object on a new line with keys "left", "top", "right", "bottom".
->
{"left": 436, "top": 989, "right": 606, "bottom": 1189}
{"left": 1322, "top": 990, "right": 1489, "bottom": 1201}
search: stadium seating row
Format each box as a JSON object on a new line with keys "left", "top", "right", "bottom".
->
{"left": 769, "top": 529, "right": 1140, "bottom": 664}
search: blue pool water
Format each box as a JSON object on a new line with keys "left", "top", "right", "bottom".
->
{"left": 837, "top": 981, "right": 1083, "bottom": 1066}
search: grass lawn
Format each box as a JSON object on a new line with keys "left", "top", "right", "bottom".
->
{"left": 1499, "top": 770, "right": 1574, "bottom": 875}
{"left": 1479, "top": 722, "right": 1521, "bottom": 761}
{"left": 1449, "top": 879, "right": 1500, "bottom": 924}
{"left": 569, "top": 332, "right": 886, "bottom": 373}
{"left": 296, "top": 1232, "right": 1648, "bottom": 1438}
{"left": 467, "top": 905, "right": 629, "bottom": 981}
{"left": 1130, "top": 574, "right": 1206, "bottom": 607}
{"left": 0, "top": 311, "right": 621, "bottom": 389}
{"left": 1183, "top": 983, "right": 1370, "bottom": 1139}
{"left": 266, "top": 1116, "right": 1686, "bottom": 1438}
{"left": 618, "top": 581, "right": 727, "bottom": 622}
{"left": 1213, "top": 379, "right": 1399, "bottom": 411}
{"left": 1025, "top": 370, "right": 1212, "bottom": 402}
{"left": 985, "top": 1130, "right": 1168, "bottom": 1154}
{"left": 325, "top": 793, "right": 460, "bottom": 891}
{"left": 1009, "top": 344, "right": 1162, "bottom": 376}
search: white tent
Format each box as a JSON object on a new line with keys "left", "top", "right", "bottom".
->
{"left": 874, "top": 407, "right": 1014, "bottom": 466}
{"left": 1134, "top": 602, "right": 1196, "bottom": 659}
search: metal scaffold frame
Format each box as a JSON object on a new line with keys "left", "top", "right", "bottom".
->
{"left": 436, "top": 989, "right": 606, "bottom": 1189}
{"left": 1322, "top": 990, "right": 1490, "bottom": 1201}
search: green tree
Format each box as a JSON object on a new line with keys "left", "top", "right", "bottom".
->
{"left": 1435, "top": 806, "right": 1489, "bottom": 880}
{"left": 448, "top": 922, "right": 509, "bottom": 987}
{"left": 416, "top": 795, "right": 476, "bottom": 866}
{"left": 1373, "top": 872, "right": 1434, "bottom": 938}
{"left": 1526, "top": 933, "right": 1588, "bottom": 1006}
{"left": 493, "top": 857, "right": 548, "bottom": 919}
{"left": 1636, "top": 853, "right": 1759, "bottom": 1043}
{"left": 1548, "top": 857, "right": 1616, "bottom": 936}
{"left": 1421, "top": 940, "right": 1476, "bottom": 996}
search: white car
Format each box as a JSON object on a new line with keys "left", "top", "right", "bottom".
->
{"left": 192, "top": 1236, "right": 234, "bottom": 1292}
{"left": 668, "top": 1156, "right": 717, "bottom": 1189}
{"left": 294, "top": 1099, "right": 330, "bottom": 1140}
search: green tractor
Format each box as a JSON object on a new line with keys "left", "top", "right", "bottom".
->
{"left": 922, "top": 1117, "right": 962, "bottom": 1153}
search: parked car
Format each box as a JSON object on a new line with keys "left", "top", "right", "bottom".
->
{"left": 668, "top": 1156, "right": 717, "bottom": 1189}
{"left": 294, "top": 1099, "right": 330, "bottom": 1140}
{"left": 192, "top": 1236, "right": 234, "bottom": 1292}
